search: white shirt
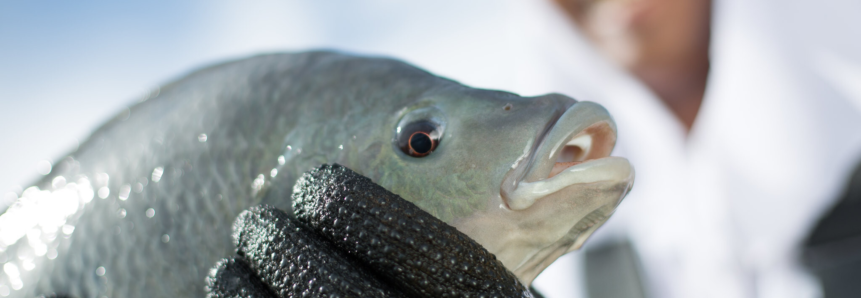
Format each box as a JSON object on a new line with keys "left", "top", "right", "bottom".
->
{"left": 513, "top": 1, "right": 861, "bottom": 297}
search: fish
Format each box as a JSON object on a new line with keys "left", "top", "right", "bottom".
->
{"left": 0, "top": 51, "right": 633, "bottom": 297}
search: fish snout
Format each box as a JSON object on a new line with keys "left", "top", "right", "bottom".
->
{"left": 503, "top": 101, "right": 633, "bottom": 211}
{"left": 491, "top": 101, "right": 635, "bottom": 283}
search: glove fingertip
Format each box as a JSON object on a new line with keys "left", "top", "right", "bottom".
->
{"left": 235, "top": 203, "right": 407, "bottom": 297}
{"left": 206, "top": 258, "right": 276, "bottom": 298}
{"left": 233, "top": 205, "right": 293, "bottom": 251}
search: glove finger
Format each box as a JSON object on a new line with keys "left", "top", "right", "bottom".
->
{"left": 206, "top": 258, "right": 277, "bottom": 298}
{"left": 233, "top": 205, "right": 407, "bottom": 298}
{"left": 292, "top": 164, "right": 532, "bottom": 298}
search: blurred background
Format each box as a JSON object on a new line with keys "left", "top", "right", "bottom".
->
{"left": 2, "top": 1, "right": 861, "bottom": 297}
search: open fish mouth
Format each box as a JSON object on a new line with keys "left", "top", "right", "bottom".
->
{"left": 502, "top": 101, "right": 634, "bottom": 211}
{"left": 488, "top": 100, "right": 634, "bottom": 283}
{"left": 448, "top": 100, "right": 634, "bottom": 285}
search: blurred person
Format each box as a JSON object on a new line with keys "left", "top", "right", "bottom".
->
{"left": 516, "top": 0, "right": 861, "bottom": 297}
{"left": 555, "top": 0, "right": 711, "bottom": 132}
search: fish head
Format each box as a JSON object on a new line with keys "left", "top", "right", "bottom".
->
{"left": 360, "top": 84, "right": 634, "bottom": 285}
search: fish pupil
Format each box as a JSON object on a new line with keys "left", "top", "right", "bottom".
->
{"left": 397, "top": 120, "right": 441, "bottom": 157}
{"left": 410, "top": 132, "right": 433, "bottom": 154}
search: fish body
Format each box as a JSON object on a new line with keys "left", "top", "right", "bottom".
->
{"left": 0, "top": 51, "right": 632, "bottom": 297}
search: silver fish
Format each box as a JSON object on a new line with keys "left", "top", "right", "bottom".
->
{"left": 0, "top": 51, "right": 633, "bottom": 297}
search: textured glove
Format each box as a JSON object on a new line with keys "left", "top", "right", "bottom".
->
{"left": 206, "top": 164, "right": 533, "bottom": 298}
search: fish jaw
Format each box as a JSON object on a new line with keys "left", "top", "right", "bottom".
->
{"left": 507, "top": 157, "right": 633, "bottom": 209}
{"left": 451, "top": 101, "right": 634, "bottom": 285}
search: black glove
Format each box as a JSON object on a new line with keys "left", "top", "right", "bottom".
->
{"left": 206, "top": 164, "right": 532, "bottom": 298}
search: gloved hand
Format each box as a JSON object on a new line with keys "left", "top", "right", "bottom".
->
{"left": 206, "top": 164, "right": 533, "bottom": 298}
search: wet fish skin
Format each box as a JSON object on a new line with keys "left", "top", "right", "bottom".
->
{"left": 0, "top": 51, "right": 576, "bottom": 297}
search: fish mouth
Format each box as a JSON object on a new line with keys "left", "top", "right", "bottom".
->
{"left": 502, "top": 101, "right": 634, "bottom": 211}
{"left": 494, "top": 100, "right": 634, "bottom": 283}
{"left": 453, "top": 101, "right": 634, "bottom": 285}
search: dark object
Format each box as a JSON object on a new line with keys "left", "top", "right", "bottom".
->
{"left": 207, "top": 259, "right": 278, "bottom": 298}
{"left": 207, "top": 164, "right": 531, "bottom": 298}
{"left": 804, "top": 158, "right": 861, "bottom": 298}
{"left": 217, "top": 205, "right": 406, "bottom": 298}
{"left": 409, "top": 131, "right": 434, "bottom": 155}
{"left": 583, "top": 240, "right": 647, "bottom": 298}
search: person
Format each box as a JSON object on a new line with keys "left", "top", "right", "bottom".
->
{"left": 513, "top": 0, "right": 861, "bottom": 297}
{"left": 552, "top": 0, "right": 711, "bottom": 133}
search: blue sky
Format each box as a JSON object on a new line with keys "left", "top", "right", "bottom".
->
{"left": 0, "top": 1, "right": 516, "bottom": 194}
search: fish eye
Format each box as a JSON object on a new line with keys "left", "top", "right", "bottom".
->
{"left": 397, "top": 121, "right": 441, "bottom": 157}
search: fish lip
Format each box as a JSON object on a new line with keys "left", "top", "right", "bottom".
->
{"left": 507, "top": 157, "right": 633, "bottom": 210}
{"left": 497, "top": 104, "right": 568, "bottom": 211}
{"left": 501, "top": 101, "right": 631, "bottom": 211}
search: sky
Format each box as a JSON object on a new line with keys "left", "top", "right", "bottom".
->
{"left": 0, "top": 0, "right": 519, "bottom": 197}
